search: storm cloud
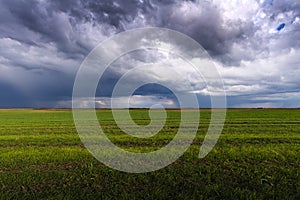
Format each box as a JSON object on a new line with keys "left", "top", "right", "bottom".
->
{"left": 0, "top": 0, "right": 299, "bottom": 108}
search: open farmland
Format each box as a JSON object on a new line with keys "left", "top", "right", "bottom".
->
{"left": 0, "top": 109, "right": 299, "bottom": 199}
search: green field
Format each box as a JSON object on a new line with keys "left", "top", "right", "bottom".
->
{"left": 0, "top": 109, "right": 299, "bottom": 199}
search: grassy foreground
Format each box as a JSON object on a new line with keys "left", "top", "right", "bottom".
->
{"left": 0, "top": 109, "right": 299, "bottom": 199}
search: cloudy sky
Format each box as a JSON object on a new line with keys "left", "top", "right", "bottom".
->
{"left": 0, "top": 0, "right": 299, "bottom": 108}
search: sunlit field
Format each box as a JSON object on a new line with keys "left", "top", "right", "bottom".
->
{"left": 0, "top": 109, "right": 299, "bottom": 199}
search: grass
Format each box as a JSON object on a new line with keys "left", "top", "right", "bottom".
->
{"left": 0, "top": 108, "right": 299, "bottom": 199}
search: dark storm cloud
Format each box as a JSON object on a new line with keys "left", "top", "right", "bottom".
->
{"left": 1, "top": 0, "right": 89, "bottom": 56}
{"left": 0, "top": 0, "right": 155, "bottom": 60}
{"left": 0, "top": 0, "right": 300, "bottom": 107}
{"left": 2, "top": 0, "right": 300, "bottom": 62}
{"left": 148, "top": 1, "right": 253, "bottom": 60}
{"left": 0, "top": 0, "right": 251, "bottom": 62}
{"left": 0, "top": 81, "right": 32, "bottom": 108}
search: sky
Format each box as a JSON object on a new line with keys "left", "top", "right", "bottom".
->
{"left": 0, "top": 0, "right": 300, "bottom": 108}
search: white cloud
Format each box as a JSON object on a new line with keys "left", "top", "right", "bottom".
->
{"left": 72, "top": 95, "right": 176, "bottom": 109}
